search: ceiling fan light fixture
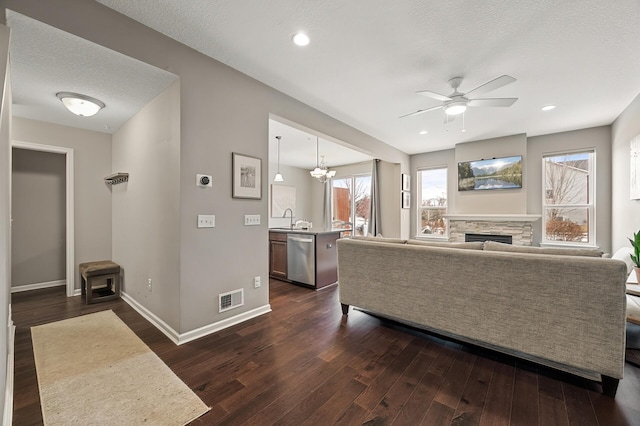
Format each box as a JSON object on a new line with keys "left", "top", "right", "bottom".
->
{"left": 56, "top": 92, "right": 105, "bottom": 117}
{"left": 444, "top": 102, "right": 467, "bottom": 116}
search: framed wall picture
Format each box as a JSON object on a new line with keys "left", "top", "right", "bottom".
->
{"left": 402, "top": 174, "right": 410, "bottom": 192}
{"left": 232, "top": 152, "right": 262, "bottom": 199}
{"left": 402, "top": 191, "right": 410, "bottom": 209}
{"left": 271, "top": 185, "right": 296, "bottom": 217}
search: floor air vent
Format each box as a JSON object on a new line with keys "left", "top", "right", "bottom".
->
{"left": 219, "top": 289, "right": 244, "bottom": 313}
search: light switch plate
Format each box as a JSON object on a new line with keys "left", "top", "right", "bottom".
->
{"left": 197, "top": 214, "right": 215, "bottom": 228}
{"left": 244, "top": 215, "right": 260, "bottom": 226}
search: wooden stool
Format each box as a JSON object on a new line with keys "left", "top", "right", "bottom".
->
{"left": 79, "top": 261, "right": 121, "bottom": 304}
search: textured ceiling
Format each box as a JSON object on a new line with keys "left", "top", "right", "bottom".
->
{"left": 269, "top": 118, "right": 372, "bottom": 170}
{"left": 95, "top": 0, "right": 640, "bottom": 154}
{"left": 8, "top": 11, "right": 178, "bottom": 134}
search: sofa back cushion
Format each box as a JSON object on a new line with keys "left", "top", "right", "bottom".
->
{"left": 407, "top": 239, "right": 484, "bottom": 250}
{"left": 483, "top": 241, "right": 604, "bottom": 257}
{"left": 351, "top": 235, "right": 407, "bottom": 244}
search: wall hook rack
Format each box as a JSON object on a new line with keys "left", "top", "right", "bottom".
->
{"left": 104, "top": 172, "right": 129, "bottom": 185}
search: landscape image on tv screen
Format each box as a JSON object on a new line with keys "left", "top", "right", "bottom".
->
{"left": 458, "top": 155, "right": 523, "bottom": 191}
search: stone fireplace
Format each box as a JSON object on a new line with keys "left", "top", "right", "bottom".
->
{"left": 445, "top": 214, "right": 541, "bottom": 246}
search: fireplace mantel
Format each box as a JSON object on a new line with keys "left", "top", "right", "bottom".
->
{"left": 445, "top": 214, "right": 541, "bottom": 222}
{"left": 445, "top": 214, "right": 540, "bottom": 246}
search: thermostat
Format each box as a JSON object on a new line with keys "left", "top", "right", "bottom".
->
{"left": 196, "top": 174, "right": 212, "bottom": 187}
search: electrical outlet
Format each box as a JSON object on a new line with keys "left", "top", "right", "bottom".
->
{"left": 244, "top": 215, "right": 260, "bottom": 226}
{"left": 148, "top": 278, "right": 152, "bottom": 291}
{"left": 254, "top": 276, "right": 261, "bottom": 288}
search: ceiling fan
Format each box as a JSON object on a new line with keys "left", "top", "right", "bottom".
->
{"left": 400, "top": 75, "right": 518, "bottom": 120}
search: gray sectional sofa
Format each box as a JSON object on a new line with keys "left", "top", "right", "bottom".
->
{"left": 336, "top": 237, "right": 628, "bottom": 396}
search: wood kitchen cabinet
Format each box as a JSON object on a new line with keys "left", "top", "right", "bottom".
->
{"left": 269, "top": 231, "right": 289, "bottom": 281}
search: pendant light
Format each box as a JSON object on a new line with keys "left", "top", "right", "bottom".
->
{"left": 274, "top": 136, "right": 284, "bottom": 182}
{"left": 309, "top": 137, "right": 336, "bottom": 183}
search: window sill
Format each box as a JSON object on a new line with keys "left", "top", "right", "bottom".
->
{"left": 540, "top": 242, "right": 600, "bottom": 250}
{"left": 414, "top": 235, "right": 449, "bottom": 241}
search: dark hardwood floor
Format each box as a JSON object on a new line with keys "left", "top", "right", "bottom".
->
{"left": 11, "top": 279, "right": 640, "bottom": 425}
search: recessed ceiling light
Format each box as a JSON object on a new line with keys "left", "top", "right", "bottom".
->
{"left": 419, "top": 130, "right": 428, "bottom": 135}
{"left": 292, "top": 32, "right": 310, "bottom": 46}
{"left": 541, "top": 105, "right": 556, "bottom": 111}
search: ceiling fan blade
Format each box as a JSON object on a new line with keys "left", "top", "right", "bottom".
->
{"left": 468, "top": 98, "right": 518, "bottom": 107}
{"left": 399, "top": 105, "right": 443, "bottom": 119}
{"left": 415, "top": 90, "right": 452, "bottom": 101}
{"left": 465, "top": 75, "right": 516, "bottom": 98}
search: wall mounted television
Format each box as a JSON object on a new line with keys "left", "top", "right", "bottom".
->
{"left": 458, "top": 155, "right": 523, "bottom": 191}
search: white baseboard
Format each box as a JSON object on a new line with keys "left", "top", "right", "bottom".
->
{"left": 120, "top": 291, "right": 271, "bottom": 345}
{"left": 11, "top": 279, "right": 65, "bottom": 293}
{"left": 3, "top": 305, "right": 14, "bottom": 426}
{"left": 178, "top": 304, "right": 272, "bottom": 345}
{"left": 120, "top": 292, "right": 180, "bottom": 344}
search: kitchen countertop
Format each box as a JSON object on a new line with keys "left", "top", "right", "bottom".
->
{"left": 268, "top": 227, "right": 346, "bottom": 235}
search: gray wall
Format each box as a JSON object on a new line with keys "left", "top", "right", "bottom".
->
{"left": 410, "top": 127, "right": 612, "bottom": 250}
{"left": 0, "top": 22, "right": 11, "bottom": 421}
{"left": 12, "top": 117, "right": 113, "bottom": 289}
{"left": 612, "top": 92, "right": 640, "bottom": 252}
{"left": 11, "top": 148, "right": 65, "bottom": 286}
{"left": 112, "top": 80, "right": 181, "bottom": 330}
{"left": 1, "top": 0, "right": 409, "bottom": 335}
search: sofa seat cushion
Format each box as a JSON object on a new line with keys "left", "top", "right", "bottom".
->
{"left": 407, "top": 239, "right": 484, "bottom": 250}
{"left": 483, "top": 241, "right": 604, "bottom": 257}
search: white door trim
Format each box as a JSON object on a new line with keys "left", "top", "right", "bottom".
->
{"left": 11, "top": 140, "right": 75, "bottom": 297}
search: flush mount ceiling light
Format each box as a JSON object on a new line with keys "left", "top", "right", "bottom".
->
{"left": 419, "top": 130, "right": 428, "bottom": 135}
{"left": 292, "top": 32, "right": 310, "bottom": 46}
{"left": 56, "top": 92, "right": 105, "bottom": 117}
{"left": 541, "top": 105, "right": 556, "bottom": 111}
{"left": 309, "top": 137, "right": 336, "bottom": 183}
{"left": 274, "top": 136, "right": 284, "bottom": 182}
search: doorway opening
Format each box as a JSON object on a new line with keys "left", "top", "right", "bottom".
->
{"left": 11, "top": 141, "right": 74, "bottom": 297}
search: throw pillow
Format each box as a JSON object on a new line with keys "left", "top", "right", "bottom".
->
{"left": 611, "top": 247, "right": 634, "bottom": 274}
{"left": 406, "top": 239, "right": 484, "bottom": 250}
{"left": 352, "top": 235, "right": 407, "bottom": 244}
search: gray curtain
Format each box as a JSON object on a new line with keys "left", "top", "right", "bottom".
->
{"left": 368, "top": 159, "right": 381, "bottom": 236}
{"left": 323, "top": 180, "right": 332, "bottom": 231}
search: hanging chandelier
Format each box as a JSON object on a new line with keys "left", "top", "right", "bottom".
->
{"left": 309, "top": 137, "right": 336, "bottom": 183}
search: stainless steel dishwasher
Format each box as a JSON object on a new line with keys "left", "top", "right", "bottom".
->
{"left": 287, "top": 233, "right": 315, "bottom": 286}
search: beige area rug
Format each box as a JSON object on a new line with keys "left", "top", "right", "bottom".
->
{"left": 31, "top": 310, "right": 210, "bottom": 426}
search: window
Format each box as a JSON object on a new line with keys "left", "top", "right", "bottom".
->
{"left": 542, "top": 151, "right": 594, "bottom": 244}
{"left": 332, "top": 175, "right": 371, "bottom": 236}
{"left": 417, "top": 167, "right": 447, "bottom": 237}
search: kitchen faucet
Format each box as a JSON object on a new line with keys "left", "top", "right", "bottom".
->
{"left": 282, "top": 208, "right": 294, "bottom": 229}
